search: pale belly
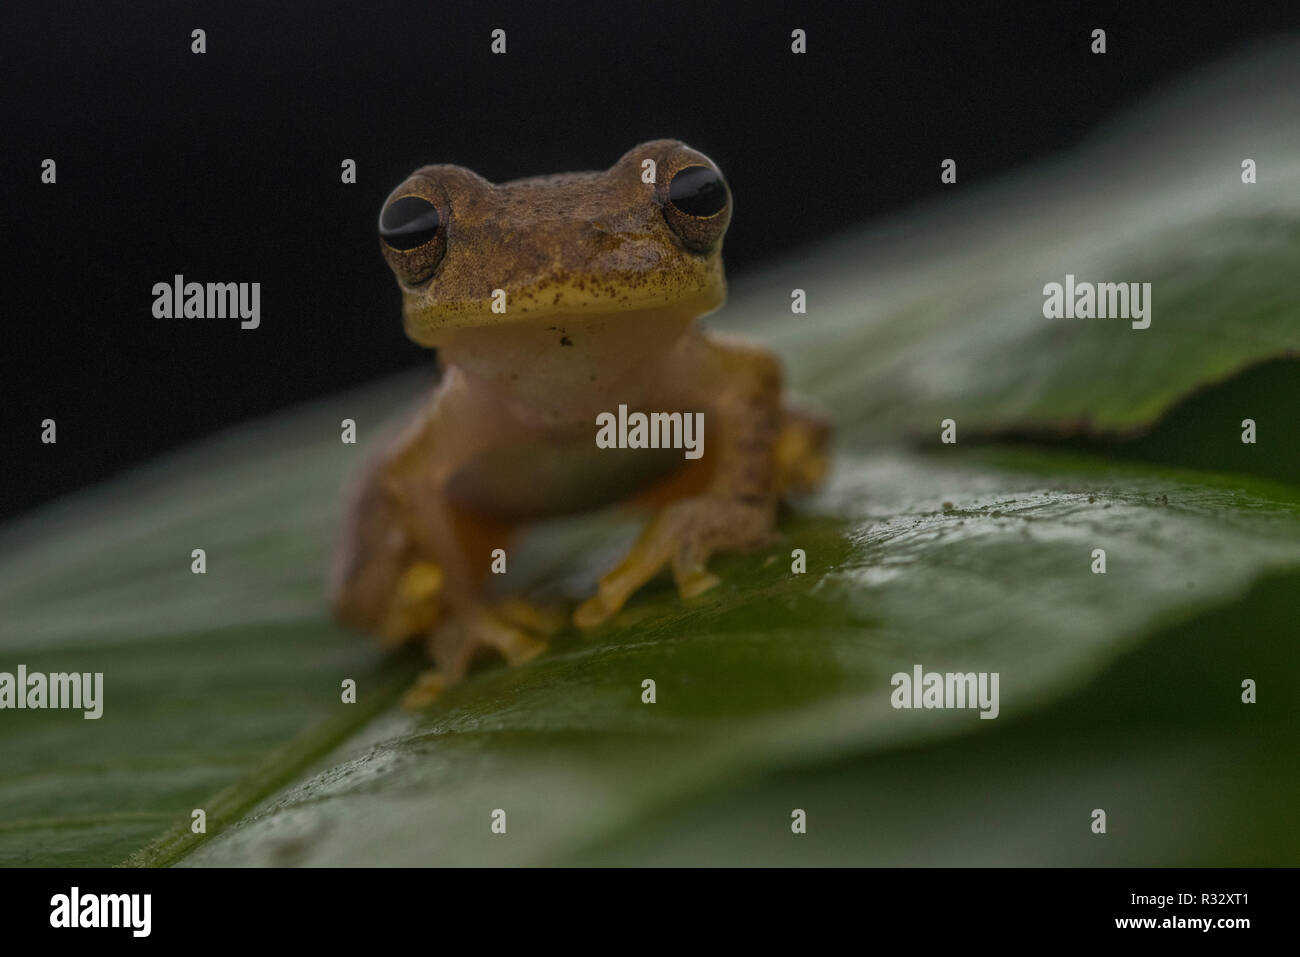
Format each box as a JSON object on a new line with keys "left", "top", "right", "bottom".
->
{"left": 445, "top": 437, "right": 688, "bottom": 520}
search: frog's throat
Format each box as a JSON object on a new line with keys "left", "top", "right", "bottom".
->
{"left": 430, "top": 305, "right": 711, "bottom": 412}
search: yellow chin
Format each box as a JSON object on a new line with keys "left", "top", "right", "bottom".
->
{"left": 403, "top": 279, "right": 725, "bottom": 348}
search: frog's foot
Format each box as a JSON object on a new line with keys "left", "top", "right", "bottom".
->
{"left": 401, "top": 601, "right": 551, "bottom": 709}
{"left": 402, "top": 669, "right": 449, "bottom": 710}
{"left": 775, "top": 403, "right": 832, "bottom": 496}
{"left": 377, "top": 561, "right": 444, "bottom": 649}
{"left": 574, "top": 497, "right": 777, "bottom": 630}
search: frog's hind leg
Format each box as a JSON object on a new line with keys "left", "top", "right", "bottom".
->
{"left": 774, "top": 400, "right": 832, "bottom": 497}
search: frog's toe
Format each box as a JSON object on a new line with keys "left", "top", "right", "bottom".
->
{"left": 477, "top": 610, "right": 549, "bottom": 667}
{"left": 402, "top": 603, "right": 551, "bottom": 709}
{"left": 494, "top": 597, "right": 568, "bottom": 636}
{"left": 775, "top": 403, "right": 833, "bottom": 495}
{"left": 445, "top": 605, "right": 549, "bottom": 669}
{"left": 378, "top": 560, "right": 444, "bottom": 648}
{"left": 402, "top": 669, "right": 449, "bottom": 709}
{"left": 670, "top": 548, "right": 722, "bottom": 599}
{"left": 574, "top": 592, "right": 619, "bottom": 630}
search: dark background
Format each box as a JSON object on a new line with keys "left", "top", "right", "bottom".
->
{"left": 4, "top": 0, "right": 1298, "bottom": 521}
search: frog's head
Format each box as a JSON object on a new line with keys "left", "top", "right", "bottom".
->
{"left": 378, "top": 140, "right": 731, "bottom": 347}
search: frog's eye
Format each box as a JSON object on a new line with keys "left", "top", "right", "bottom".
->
{"left": 379, "top": 192, "right": 448, "bottom": 284}
{"left": 667, "top": 166, "right": 728, "bottom": 218}
{"left": 380, "top": 196, "right": 442, "bottom": 251}
{"left": 660, "top": 164, "right": 730, "bottom": 253}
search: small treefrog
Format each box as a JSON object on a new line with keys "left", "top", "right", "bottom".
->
{"left": 330, "top": 140, "right": 830, "bottom": 704}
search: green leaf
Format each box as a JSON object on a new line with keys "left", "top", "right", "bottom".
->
{"left": 2, "top": 39, "right": 1297, "bottom": 866}
{"left": 725, "top": 37, "right": 1300, "bottom": 447}
{"left": 170, "top": 447, "right": 1300, "bottom": 866}
{"left": 0, "top": 380, "right": 421, "bottom": 867}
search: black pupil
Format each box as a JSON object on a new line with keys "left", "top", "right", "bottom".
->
{"left": 380, "top": 196, "right": 441, "bottom": 250}
{"left": 668, "top": 166, "right": 727, "bottom": 217}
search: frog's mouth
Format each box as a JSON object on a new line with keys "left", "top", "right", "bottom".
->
{"left": 402, "top": 271, "right": 726, "bottom": 347}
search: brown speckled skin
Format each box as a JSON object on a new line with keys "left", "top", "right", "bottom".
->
{"left": 330, "top": 140, "right": 830, "bottom": 703}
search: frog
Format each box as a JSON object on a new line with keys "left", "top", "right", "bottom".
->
{"left": 329, "top": 140, "right": 831, "bottom": 706}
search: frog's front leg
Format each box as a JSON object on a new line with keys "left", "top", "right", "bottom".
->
{"left": 330, "top": 375, "right": 553, "bottom": 703}
{"left": 574, "top": 332, "right": 808, "bottom": 629}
